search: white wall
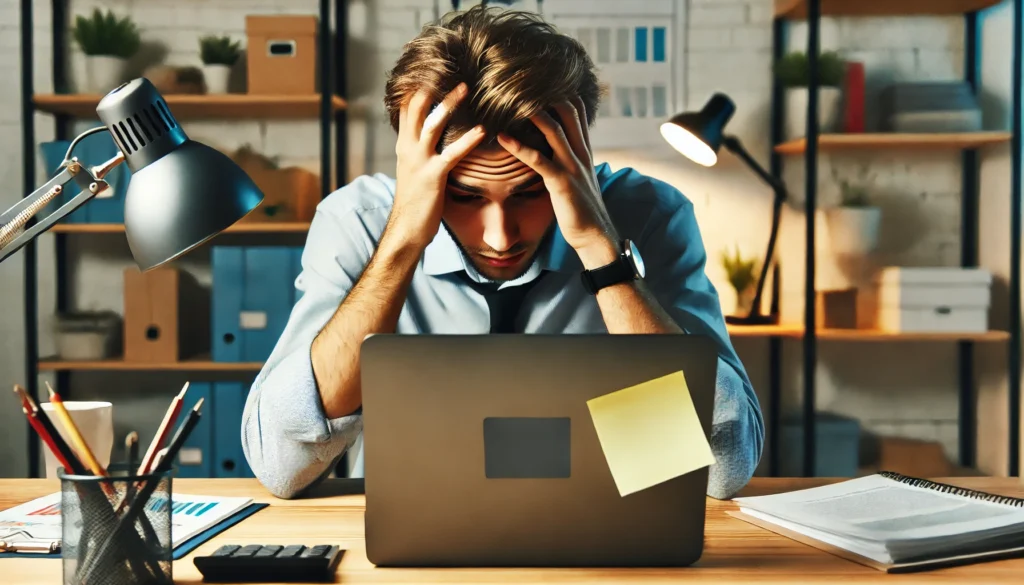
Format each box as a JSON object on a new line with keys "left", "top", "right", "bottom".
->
{"left": 1, "top": 0, "right": 1020, "bottom": 477}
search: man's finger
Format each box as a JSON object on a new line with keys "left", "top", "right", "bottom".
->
{"left": 496, "top": 133, "right": 558, "bottom": 178}
{"left": 552, "top": 101, "right": 589, "bottom": 165}
{"left": 571, "top": 96, "right": 592, "bottom": 151}
{"left": 422, "top": 82, "right": 469, "bottom": 149}
{"left": 406, "top": 89, "right": 434, "bottom": 138}
{"left": 529, "top": 111, "right": 576, "bottom": 167}
{"left": 438, "top": 125, "right": 487, "bottom": 171}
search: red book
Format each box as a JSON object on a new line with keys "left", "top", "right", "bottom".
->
{"left": 843, "top": 61, "right": 865, "bottom": 133}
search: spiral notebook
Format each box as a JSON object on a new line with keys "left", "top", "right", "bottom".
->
{"left": 728, "top": 471, "right": 1024, "bottom": 573}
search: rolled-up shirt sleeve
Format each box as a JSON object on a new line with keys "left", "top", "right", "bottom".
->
{"left": 638, "top": 193, "right": 765, "bottom": 500}
{"left": 241, "top": 184, "right": 382, "bottom": 499}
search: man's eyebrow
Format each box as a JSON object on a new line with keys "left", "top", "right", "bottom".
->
{"left": 446, "top": 175, "right": 545, "bottom": 194}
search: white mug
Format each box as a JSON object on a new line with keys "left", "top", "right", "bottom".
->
{"left": 39, "top": 401, "right": 114, "bottom": 478}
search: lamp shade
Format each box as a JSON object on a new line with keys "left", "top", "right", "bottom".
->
{"left": 659, "top": 93, "right": 737, "bottom": 167}
{"left": 96, "top": 78, "right": 263, "bottom": 270}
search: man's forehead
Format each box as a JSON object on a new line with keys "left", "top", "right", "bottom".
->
{"left": 449, "top": 145, "right": 539, "bottom": 186}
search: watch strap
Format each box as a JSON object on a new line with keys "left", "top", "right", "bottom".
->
{"left": 581, "top": 246, "right": 634, "bottom": 294}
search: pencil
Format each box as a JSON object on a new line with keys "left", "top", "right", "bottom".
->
{"left": 46, "top": 382, "right": 106, "bottom": 477}
{"left": 13, "top": 385, "right": 86, "bottom": 475}
{"left": 137, "top": 382, "right": 189, "bottom": 475}
{"left": 15, "top": 390, "right": 75, "bottom": 474}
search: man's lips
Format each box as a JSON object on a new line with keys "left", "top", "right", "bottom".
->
{"left": 478, "top": 251, "right": 525, "bottom": 267}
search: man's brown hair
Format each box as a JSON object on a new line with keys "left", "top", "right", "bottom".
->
{"left": 383, "top": 5, "right": 601, "bottom": 153}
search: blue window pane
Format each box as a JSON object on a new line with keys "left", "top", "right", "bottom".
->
{"left": 653, "top": 27, "right": 666, "bottom": 62}
{"left": 634, "top": 27, "right": 647, "bottom": 62}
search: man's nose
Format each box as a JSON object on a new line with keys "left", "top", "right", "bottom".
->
{"left": 482, "top": 205, "right": 519, "bottom": 253}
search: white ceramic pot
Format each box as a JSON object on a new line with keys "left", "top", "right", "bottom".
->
{"left": 825, "top": 206, "right": 882, "bottom": 256}
{"left": 84, "top": 55, "right": 129, "bottom": 94}
{"left": 785, "top": 86, "right": 842, "bottom": 140}
{"left": 203, "top": 64, "right": 232, "bottom": 94}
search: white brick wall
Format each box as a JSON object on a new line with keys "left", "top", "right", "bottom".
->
{"left": 0, "top": 0, "right": 1016, "bottom": 477}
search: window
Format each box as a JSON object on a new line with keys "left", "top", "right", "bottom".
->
{"left": 634, "top": 86, "right": 648, "bottom": 118}
{"left": 634, "top": 27, "right": 647, "bottom": 62}
{"left": 577, "top": 27, "right": 593, "bottom": 54}
{"left": 596, "top": 28, "right": 611, "bottom": 63}
{"left": 616, "top": 28, "right": 630, "bottom": 62}
{"left": 652, "top": 84, "right": 668, "bottom": 118}
{"left": 653, "top": 27, "right": 666, "bottom": 62}
{"left": 616, "top": 86, "right": 633, "bottom": 117}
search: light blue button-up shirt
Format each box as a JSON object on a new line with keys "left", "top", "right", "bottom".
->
{"left": 241, "top": 162, "right": 764, "bottom": 500}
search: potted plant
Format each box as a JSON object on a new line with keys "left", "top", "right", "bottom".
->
{"left": 825, "top": 180, "right": 882, "bottom": 255}
{"left": 774, "top": 50, "right": 845, "bottom": 140}
{"left": 72, "top": 8, "right": 140, "bottom": 94}
{"left": 721, "top": 245, "right": 759, "bottom": 317}
{"left": 199, "top": 35, "right": 242, "bottom": 94}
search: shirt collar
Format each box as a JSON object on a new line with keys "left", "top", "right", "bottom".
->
{"left": 422, "top": 222, "right": 581, "bottom": 283}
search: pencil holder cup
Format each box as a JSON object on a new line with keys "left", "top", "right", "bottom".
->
{"left": 58, "top": 463, "right": 174, "bottom": 585}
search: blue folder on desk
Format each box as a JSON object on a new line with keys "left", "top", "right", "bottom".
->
{"left": 0, "top": 502, "right": 268, "bottom": 560}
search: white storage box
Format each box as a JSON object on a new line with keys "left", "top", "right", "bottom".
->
{"left": 869, "top": 267, "right": 992, "bottom": 333}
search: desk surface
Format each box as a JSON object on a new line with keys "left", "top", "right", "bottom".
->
{"left": 2, "top": 476, "right": 1023, "bottom": 584}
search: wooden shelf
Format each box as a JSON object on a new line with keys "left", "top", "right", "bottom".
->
{"left": 774, "top": 132, "right": 1011, "bottom": 154}
{"left": 38, "top": 356, "right": 263, "bottom": 372}
{"left": 775, "top": 0, "right": 1002, "bottom": 18}
{"left": 33, "top": 94, "right": 347, "bottom": 120}
{"left": 726, "top": 324, "right": 1009, "bottom": 341}
{"left": 49, "top": 222, "right": 311, "bottom": 234}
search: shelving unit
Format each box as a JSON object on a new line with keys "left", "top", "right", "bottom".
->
{"left": 49, "top": 222, "right": 313, "bottom": 234}
{"left": 763, "top": 0, "right": 1022, "bottom": 478}
{"left": 33, "top": 93, "right": 347, "bottom": 119}
{"left": 18, "top": 0, "right": 349, "bottom": 478}
{"left": 774, "top": 131, "right": 1012, "bottom": 154}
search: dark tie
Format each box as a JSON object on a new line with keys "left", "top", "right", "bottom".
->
{"left": 459, "top": 273, "right": 544, "bottom": 333}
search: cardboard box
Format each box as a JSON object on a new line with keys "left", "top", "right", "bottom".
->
{"left": 123, "top": 268, "right": 208, "bottom": 362}
{"left": 246, "top": 15, "right": 317, "bottom": 95}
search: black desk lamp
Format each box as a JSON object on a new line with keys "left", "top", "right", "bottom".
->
{"left": 0, "top": 77, "right": 264, "bottom": 269}
{"left": 660, "top": 93, "right": 786, "bottom": 325}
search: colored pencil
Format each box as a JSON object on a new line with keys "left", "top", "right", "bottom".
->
{"left": 13, "top": 385, "right": 86, "bottom": 475}
{"left": 138, "top": 382, "right": 189, "bottom": 475}
{"left": 45, "top": 382, "right": 106, "bottom": 477}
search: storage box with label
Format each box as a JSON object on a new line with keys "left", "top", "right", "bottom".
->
{"left": 866, "top": 267, "right": 992, "bottom": 333}
{"left": 211, "top": 246, "right": 305, "bottom": 362}
{"left": 245, "top": 15, "right": 317, "bottom": 95}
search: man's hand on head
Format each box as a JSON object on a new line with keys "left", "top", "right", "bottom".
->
{"left": 387, "top": 83, "right": 486, "bottom": 251}
{"left": 496, "top": 99, "right": 620, "bottom": 270}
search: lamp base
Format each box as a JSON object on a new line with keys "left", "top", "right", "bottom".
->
{"left": 725, "top": 312, "right": 779, "bottom": 326}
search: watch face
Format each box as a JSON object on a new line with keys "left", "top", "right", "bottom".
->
{"left": 627, "top": 240, "right": 646, "bottom": 278}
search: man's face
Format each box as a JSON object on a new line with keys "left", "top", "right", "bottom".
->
{"left": 442, "top": 142, "right": 554, "bottom": 281}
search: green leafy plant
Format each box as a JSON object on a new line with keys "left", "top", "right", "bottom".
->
{"left": 72, "top": 8, "right": 140, "bottom": 58}
{"left": 721, "top": 245, "right": 758, "bottom": 295}
{"left": 773, "top": 50, "right": 845, "bottom": 88}
{"left": 839, "top": 179, "right": 870, "bottom": 207}
{"left": 199, "top": 35, "right": 242, "bottom": 66}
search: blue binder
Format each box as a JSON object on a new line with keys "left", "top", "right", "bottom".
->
{"left": 212, "top": 382, "right": 255, "bottom": 478}
{"left": 172, "top": 381, "right": 254, "bottom": 478}
{"left": 175, "top": 382, "right": 214, "bottom": 478}
{"left": 38, "top": 123, "right": 130, "bottom": 223}
{"left": 212, "top": 246, "right": 304, "bottom": 363}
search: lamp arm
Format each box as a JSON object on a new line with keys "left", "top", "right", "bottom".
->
{"left": 721, "top": 135, "right": 787, "bottom": 320}
{"left": 0, "top": 150, "right": 125, "bottom": 265}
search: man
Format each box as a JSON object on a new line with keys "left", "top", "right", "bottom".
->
{"left": 241, "top": 5, "right": 763, "bottom": 501}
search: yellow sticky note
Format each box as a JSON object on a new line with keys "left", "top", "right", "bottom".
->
{"left": 586, "top": 371, "right": 715, "bottom": 497}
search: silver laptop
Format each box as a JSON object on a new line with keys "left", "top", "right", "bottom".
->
{"left": 360, "top": 333, "right": 718, "bottom": 567}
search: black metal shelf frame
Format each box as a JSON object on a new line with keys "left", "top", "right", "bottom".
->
{"left": 766, "top": 0, "right": 1023, "bottom": 478}
{"left": 18, "top": 0, "right": 349, "bottom": 478}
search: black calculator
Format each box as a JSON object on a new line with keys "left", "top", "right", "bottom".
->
{"left": 193, "top": 543, "right": 344, "bottom": 583}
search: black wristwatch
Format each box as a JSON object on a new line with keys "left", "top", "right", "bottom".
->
{"left": 580, "top": 239, "right": 646, "bottom": 295}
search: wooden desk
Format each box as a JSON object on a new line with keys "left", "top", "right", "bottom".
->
{"left": 2, "top": 476, "right": 1023, "bottom": 584}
